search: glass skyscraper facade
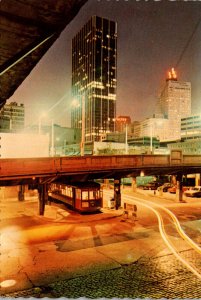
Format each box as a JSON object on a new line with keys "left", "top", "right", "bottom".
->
{"left": 71, "top": 16, "right": 117, "bottom": 142}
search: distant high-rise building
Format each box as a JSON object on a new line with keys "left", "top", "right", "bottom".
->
{"left": 0, "top": 102, "right": 25, "bottom": 132}
{"left": 181, "top": 114, "right": 201, "bottom": 141}
{"left": 71, "top": 16, "right": 117, "bottom": 142}
{"left": 116, "top": 116, "right": 131, "bottom": 133}
{"left": 156, "top": 68, "right": 191, "bottom": 141}
{"left": 134, "top": 117, "right": 169, "bottom": 142}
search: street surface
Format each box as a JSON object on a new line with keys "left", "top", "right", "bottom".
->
{"left": 0, "top": 186, "right": 201, "bottom": 298}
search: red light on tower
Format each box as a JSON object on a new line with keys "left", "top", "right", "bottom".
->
{"left": 166, "top": 67, "right": 177, "bottom": 81}
{"left": 168, "top": 71, "right": 172, "bottom": 79}
{"left": 172, "top": 67, "right": 177, "bottom": 79}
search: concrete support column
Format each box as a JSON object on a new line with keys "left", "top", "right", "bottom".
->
{"left": 132, "top": 177, "right": 137, "bottom": 192}
{"left": 18, "top": 185, "right": 25, "bottom": 201}
{"left": 195, "top": 173, "right": 201, "bottom": 186}
{"left": 38, "top": 184, "right": 48, "bottom": 215}
{"left": 176, "top": 174, "right": 183, "bottom": 202}
{"left": 114, "top": 178, "right": 121, "bottom": 210}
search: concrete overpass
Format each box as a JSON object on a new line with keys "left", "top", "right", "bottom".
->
{"left": 1, "top": 152, "right": 201, "bottom": 186}
{"left": 1, "top": 152, "right": 201, "bottom": 214}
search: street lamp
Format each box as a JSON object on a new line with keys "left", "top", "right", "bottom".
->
{"left": 81, "top": 94, "right": 85, "bottom": 157}
{"left": 150, "top": 121, "right": 153, "bottom": 154}
{"left": 50, "top": 120, "right": 55, "bottom": 157}
{"left": 125, "top": 123, "right": 128, "bottom": 154}
{"left": 71, "top": 98, "right": 84, "bottom": 156}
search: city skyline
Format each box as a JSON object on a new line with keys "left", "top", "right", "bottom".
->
{"left": 7, "top": 0, "right": 201, "bottom": 128}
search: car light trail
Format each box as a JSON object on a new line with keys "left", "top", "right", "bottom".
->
{"left": 104, "top": 190, "right": 201, "bottom": 280}
{"left": 151, "top": 200, "right": 201, "bottom": 254}
{"left": 126, "top": 194, "right": 201, "bottom": 255}
{"left": 130, "top": 197, "right": 201, "bottom": 280}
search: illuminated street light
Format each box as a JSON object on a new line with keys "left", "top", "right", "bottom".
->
{"left": 71, "top": 99, "right": 80, "bottom": 108}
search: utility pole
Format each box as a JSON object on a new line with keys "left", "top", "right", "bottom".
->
{"left": 81, "top": 94, "right": 85, "bottom": 156}
{"left": 150, "top": 121, "right": 153, "bottom": 154}
{"left": 125, "top": 123, "right": 128, "bottom": 154}
{"left": 51, "top": 120, "right": 54, "bottom": 156}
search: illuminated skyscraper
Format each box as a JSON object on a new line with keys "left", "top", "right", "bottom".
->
{"left": 156, "top": 68, "right": 191, "bottom": 141}
{"left": 71, "top": 16, "right": 117, "bottom": 142}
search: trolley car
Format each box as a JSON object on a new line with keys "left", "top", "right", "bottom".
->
{"left": 48, "top": 181, "right": 103, "bottom": 213}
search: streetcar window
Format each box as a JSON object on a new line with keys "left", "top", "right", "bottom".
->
{"left": 89, "top": 191, "right": 95, "bottom": 199}
{"left": 67, "top": 187, "right": 72, "bottom": 197}
{"left": 82, "top": 191, "right": 88, "bottom": 200}
{"left": 61, "top": 188, "right": 66, "bottom": 195}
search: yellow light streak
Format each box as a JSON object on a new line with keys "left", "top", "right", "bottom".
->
{"left": 104, "top": 190, "right": 201, "bottom": 279}
{"left": 128, "top": 196, "right": 201, "bottom": 280}
{"left": 152, "top": 201, "right": 201, "bottom": 254}
{"left": 125, "top": 193, "right": 201, "bottom": 254}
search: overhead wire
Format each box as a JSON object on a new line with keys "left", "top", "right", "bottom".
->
{"left": 175, "top": 17, "right": 201, "bottom": 68}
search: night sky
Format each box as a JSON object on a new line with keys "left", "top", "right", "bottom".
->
{"left": 9, "top": 0, "right": 201, "bottom": 128}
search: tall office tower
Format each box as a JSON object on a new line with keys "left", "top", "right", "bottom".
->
{"left": 0, "top": 102, "right": 25, "bottom": 132}
{"left": 157, "top": 68, "right": 191, "bottom": 141}
{"left": 71, "top": 16, "right": 117, "bottom": 142}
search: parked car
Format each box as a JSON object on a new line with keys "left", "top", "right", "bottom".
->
{"left": 184, "top": 186, "right": 201, "bottom": 197}
{"left": 143, "top": 182, "right": 163, "bottom": 190}
{"left": 168, "top": 186, "right": 190, "bottom": 194}
{"left": 158, "top": 183, "right": 174, "bottom": 192}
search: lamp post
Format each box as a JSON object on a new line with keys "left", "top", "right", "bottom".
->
{"left": 150, "top": 121, "right": 153, "bottom": 154}
{"left": 50, "top": 120, "right": 55, "bottom": 157}
{"left": 81, "top": 94, "right": 85, "bottom": 157}
{"left": 125, "top": 123, "right": 128, "bottom": 154}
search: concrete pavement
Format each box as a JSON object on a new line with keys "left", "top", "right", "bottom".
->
{"left": 0, "top": 187, "right": 200, "bottom": 296}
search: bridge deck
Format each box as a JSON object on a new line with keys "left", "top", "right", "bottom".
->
{"left": 0, "top": 154, "right": 201, "bottom": 184}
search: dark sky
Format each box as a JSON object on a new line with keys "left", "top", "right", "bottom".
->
{"left": 9, "top": 0, "right": 201, "bottom": 128}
